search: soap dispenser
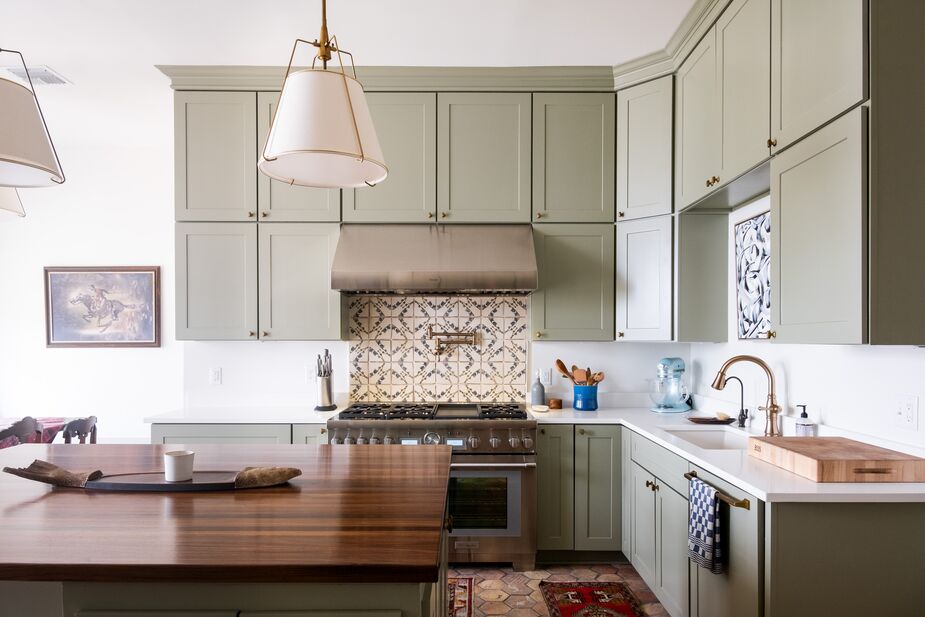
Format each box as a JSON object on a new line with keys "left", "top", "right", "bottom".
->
{"left": 531, "top": 371, "right": 546, "bottom": 406}
{"left": 794, "top": 404, "right": 816, "bottom": 437}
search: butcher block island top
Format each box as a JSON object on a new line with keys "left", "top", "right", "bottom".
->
{"left": 0, "top": 443, "right": 452, "bottom": 583}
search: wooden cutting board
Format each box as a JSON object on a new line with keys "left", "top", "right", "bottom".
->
{"left": 748, "top": 436, "right": 925, "bottom": 482}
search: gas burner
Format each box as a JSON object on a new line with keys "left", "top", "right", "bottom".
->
{"left": 337, "top": 403, "right": 391, "bottom": 420}
{"left": 479, "top": 403, "right": 528, "bottom": 419}
{"left": 337, "top": 402, "right": 435, "bottom": 420}
{"left": 387, "top": 403, "right": 435, "bottom": 420}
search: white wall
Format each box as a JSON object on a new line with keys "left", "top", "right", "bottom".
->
{"left": 689, "top": 196, "right": 925, "bottom": 449}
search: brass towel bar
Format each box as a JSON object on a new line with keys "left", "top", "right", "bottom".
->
{"left": 684, "top": 471, "right": 751, "bottom": 510}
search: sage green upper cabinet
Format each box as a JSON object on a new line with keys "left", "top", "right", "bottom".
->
{"left": 343, "top": 92, "right": 437, "bottom": 223}
{"left": 537, "top": 425, "right": 575, "bottom": 551}
{"left": 675, "top": 27, "right": 721, "bottom": 210}
{"left": 770, "top": 0, "right": 867, "bottom": 152}
{"left": 257, "top": 223, "right": 341, "bottom": 340}
{"left": 574, "top": 426, "right": 621, "bottom": 551}
{"left": 175, "top": 92, "right": 257, "bottom": 221}
{"left": 532, "top": 224, "right": 615, "bottom": 341}
{"left": 616, "top": 76, "right": 673, "bottom": 221}
{"left": 533, "top": 93, "right": 615, "bottom": 223}
{"left": 717, "top": 0, "right": 771, "bottom": 182}
{"left": 770, "top": 107, "right": 866, "bottom": 344}
{"left": 176, "top": 223, "right": 257, "bottom": 340}
{"left": 256, "top": 92, "right": 340, "bottom": 222}
{"left": 438, "top": 93, "right": 531, "bottom": 222}
{"left": 616, "top": 215, "right": 673, "bottom": 342}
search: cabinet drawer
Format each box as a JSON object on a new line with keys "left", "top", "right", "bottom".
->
{"left": 630, "top": 432, "right": 689, "bottom": 495}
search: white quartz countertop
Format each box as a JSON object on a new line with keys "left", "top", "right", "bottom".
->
{"left": 144, "top": 406, "right": 341, "bottom": 425}
{"left": 532, "top": 407, "right": 925, "bottom": 504}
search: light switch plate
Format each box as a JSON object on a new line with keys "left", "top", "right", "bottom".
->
{"left": 894, "top": 395, "right": 919, "bottom": 430}
{"left": 208, "top": 367, "right": 222, "bottom": 386}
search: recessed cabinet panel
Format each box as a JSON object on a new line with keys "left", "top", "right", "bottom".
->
{"left": 257, "top": 92, "right": 340, "bottom": 222}
{"left": 343, "top": 92, "right": 437, "bottom": 223}
{"left": 574, "top": 426, "right": 621, "bottom": 551}
{"left": 537, "top": 425, "right": 575, "bottom": 550}
{"left": 631, "top": 462, "right": 657, "bottom": 584}
{"left": 438, "top": 93, "right": 531, "bottom": 222}
{"left": 151, "top": 424, "right": 290, "bottom": 445}
{"left": 532, "top": 224, "right": 615, "bottom": 341}
{"left": 771, "top": 0, "right": 866, "bottom": 152}
{"left": 656, "top": 485, "right": 690, "bottom": 617}
{"left": 717, "top": 0, "right": 771, "bottom": 181}
{"left": 176, "top": 92, "right": 257, "bottom": 221}
{"left": 533, "top": 93, "right": 615, "bottom": 223}
{"left": 616, "top": 216, "right": 672, "bottom": 341}
{"left": 258, "top": 223, "right": 341, "bottom": 340}
{"left": 617, "top": 76, "right": 673, "bottom": 220}
{"left": 176, "top": 223, "right": 257, "bottom": 340}
{"left": 292, "top": 424, "right": 328, "bottom": 446}
{"left": 771, "top": 107, "right": 866, "bottom": 344}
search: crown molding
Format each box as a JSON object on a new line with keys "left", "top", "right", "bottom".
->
{"left": 156, "top": 65, "right": 616, "bottom": 92}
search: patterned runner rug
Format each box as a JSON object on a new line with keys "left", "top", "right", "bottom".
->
{"left": 448, "top": 576, "right": 474, "bottom": 617}
{"left": 540, "top": 581, "right": 645, "bottom": 617}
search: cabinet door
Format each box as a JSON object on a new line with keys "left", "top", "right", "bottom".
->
{"left": 575, "top": 425, "right": 621, "bottom": 551}
{"left": 655, "top": 484, "right": 690, "bottom": 617}
{"left": 537, "top": 425, "right": 575, "bottom": 550}
{"left": 770, "top": 0, "right": 866, "bottom": 151}
{"left": 616, "top": 76, "right": 673, "bottom": 221}
{"left": 176, "top": 222, "right": 257, "bottom": 340}
{"left": 717, "top": 0, "right": 771, "bottom": 181}
{"left": 292, "top": 424, "right": 328, "bottom": 445}
{"left": 532, "top": 224, "right": 615, "bottom": 341}
{"left": 675, "top": 27, "right": 721, "bottom": 209}
{"left": 438, "top": 93, "right": 531, "bottom": 222}
{"left": 257, "top": 92, "right": 340, "bottom": 222}
{"left": 533, "top": 93, "right": 615, "bottom": 223}
{"left": 630, "top": 462, "right": 657, "bottom": 585}
{"left": 258, "top": 223, "right": 341, "bottom": 340}
{"left": 621, "top": 429, "right": 633, "bottom": 556}
{"left": 343, "top": 92, "right": 437, "bottom": 223}
{"left": 151, "top": 424, "right": 291, "bottom": 445}
{"left": 175, "top": 92, "right": 257, "bottom": 221}
{"left": 770, "top": 107, "right": 866, "bottom": 344}
{"left": 616, "top": 215, "right": 672, "bottom": 342}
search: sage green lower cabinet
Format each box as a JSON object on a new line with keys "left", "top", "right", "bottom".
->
{"left": 630, "top": 461, "right": 658, "bottom": 584}
{"left": 257, "top": 223, "right": 341, "bottom": 340}
{"left": 292, "top": 424, "right": 328, "bottom": 445}
{"left": 687, "top": 466, "right": 762, "bottom": 617}
{"left": 343, "top": 92, "right": 437, "bottom": 223}
{"left": 437, "top": 93, "right": 531, "bottom": 223}
{"left": 532, "top": 224, "right": 615, "bottom": 341}
{"left": 537, "top": 425, "right": 575, "bottom": 550}
{"left": 620, "top": 429, "right": 633, "bottom": 556}
{"left": 574, "top": 425, "right": 621, "bottom": 551}
{"left": 656, "top": 483, "right": 690, "bottom": 617}
{"left": 151, "top": 424, "right": 292, "bottom": 445}
{"left": 256, "top": 92, "right": 340, "bottom": 222}
{"left": 176, "top": 222, "right": 258, "bottom": 341}
{"left": 532, "top": 93, "right": 615, "bottom": 223}
{"left": 616, "top": 215, "right": 673, "bottom": 341}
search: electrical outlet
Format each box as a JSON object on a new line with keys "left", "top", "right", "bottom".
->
{"left": 894, "top": 395, "right": 919, "bottom": 430}
{"left": 305, "top": 366, "right": 317, "bottom": 385}
{"left": 540, "top": 368, "right": 552, "bottom": 384}
{"left": 208, "top": 367, "right": 222, "bottom": 386}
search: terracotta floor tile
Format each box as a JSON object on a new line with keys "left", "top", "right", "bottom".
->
{"left": 479, "top": 569, "right": 507, "bottom": 580}
{"left": 504, "top": 595, "right": 535, "bottom": 609}
{"left": 521, "top": 569, "right": 551, "bottom": 580}
{"left": 502, "top": 572, "right": 530, "bottom": 586}
{"left": 478, "top": 589, "right": 510, "bottom": 602}
{"left": 643, "top": 603, "right": 671, "bottom": 617}
{"left": 529, "top": 590, "right": 545, "bottom": 604}
{"left": 526, "top": 579, "right": 542, "bottom": 591}
{"left": 506, "top": 609, "right": 541, "bottom": 617}
{"left": 594, "top": 573, "right": 624, "bottom": 582}
{"left": 544, "top": 573, "right": 578, "bottom": 582}
{"left": 480, "top": 601, "right": 512, "bottom": 615}
{"left": 590, "top": 564, "right": 619, "bottom": 574}
{"left": 569, "top": 568, "right": 599, "bottom": 580}
{"left": 478, "top": 579, "right": 507, "bottom": 590}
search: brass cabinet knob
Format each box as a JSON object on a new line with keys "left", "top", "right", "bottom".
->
{"left": 705, "top": 178, "right": 712, "bottom": 188}
{"left": 540, "top": 428, "right": 546, "bottom": 435}
{"left": 764, "top": 330, "right": 777, "bottom": 339}
{"left": 261, "top": 211, "right": 269, "bottom": 218}
{"left": 578, "top": 428, "right": 586, "bottom": 435}
{"left": 652, "top": 483, "right": 660, "bottom": 491}
{"left": 645, "top": 479, "right": 654, "bottom": 489}
{"left": 426, "top": 212, "right": 434, "bottom": 219}
{"left": 248, "top": 331, "right": 255, "bottom": 337}
{"left": 247, "top": 211, "right": 256, "bottom": 218}
{"left": 767, "top": 138, "right": 778, "bottom": 148}
{"left": 261, "top": 331, "right": 269, "bottom": 337}
{"left": 617, "top": 331, "right": 625, "bottom": 338}
{"left": 440, "top": 211, "right": 449, "bottom": 219}
{"left": 320, "top": 428, "right": 327, "bottom": 434}
{"left": 535, "top": 331, "right": 543, "bottom": 338}
{"left": 536, "top": 212, "right": 543, "bottom": 219}
{"left": 618, "top": 211, "right": 625, "bottom": 218}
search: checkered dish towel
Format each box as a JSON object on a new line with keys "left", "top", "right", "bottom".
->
{"left": 688, "top": 477, "right": 724, "bottom": 574}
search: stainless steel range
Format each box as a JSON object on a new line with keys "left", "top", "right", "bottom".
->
{"left": 327, "top": 402, "right": 536, "bottom": 571}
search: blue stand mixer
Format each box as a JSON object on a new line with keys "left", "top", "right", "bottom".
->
{"left": 649, "top": 357, "right": 691, "bottom": 413}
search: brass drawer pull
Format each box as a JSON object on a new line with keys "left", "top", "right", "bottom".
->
{"left": 684, "top": 470, "right": 750, "bottom": 510}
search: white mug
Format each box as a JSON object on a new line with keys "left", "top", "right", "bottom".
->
{"left": 164, "top": 450, "right": 195, "bottom": 482}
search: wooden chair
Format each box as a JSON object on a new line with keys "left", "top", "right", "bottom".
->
{"left": 62, "top": 416, "right": 97, "bottom": 444}
{"left": 0, "top": 416, "right": 43, "bottom": 445}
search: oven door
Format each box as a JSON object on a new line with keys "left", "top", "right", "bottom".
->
{"left": 447, "top": 454, "right": 536, "bottom": 567}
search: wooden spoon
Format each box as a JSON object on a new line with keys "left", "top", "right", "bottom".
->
{"left": 555, "top": 359, "right": 575, "bottom": 384}
{"left": 572, "top": 367, "right": 588, "bottom": 385}
{"left": 591, "top": 371, "right": 605, "bottom": 385}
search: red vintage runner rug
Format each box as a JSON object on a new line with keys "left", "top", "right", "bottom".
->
{"left": 448, "top": 576, "right": 473, "bottom": 617}
{"left": 540, "top": 581, "right": 645, "bottom": 617}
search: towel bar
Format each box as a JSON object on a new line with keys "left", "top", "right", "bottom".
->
{"left": 684, "top": 470, "right": 751, "bottom": 510}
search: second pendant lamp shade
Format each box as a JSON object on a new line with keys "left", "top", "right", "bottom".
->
{"left": 259, "top": 69, "right": 387, "bottom": 189}
{"left": 0, "top": 76, "right": 64, "bottom": 188}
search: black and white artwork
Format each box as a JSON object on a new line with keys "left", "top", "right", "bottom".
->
{"left": 735, "top": 212, "right": 770, "bottom": 339}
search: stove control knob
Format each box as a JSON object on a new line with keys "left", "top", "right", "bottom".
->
{"left": 369, "top": 436, "right": 381, "bottom": 445}
{"left": 330, "top": 437, "right": 340, "bottom": 445}
{"left": 467, "top": 436, "right": 481, "bottom": 449}
{"left": 383, "top": 435, "right": 394, "bottom": 445}
{"left": 522, "top": 437, "right": 534, "bottom": 450}
{"left": 489, "top": 437, "right": 501, "bottom": 449}
{"left": 508, "top": 436, "right": 521, "bottom": 449}
{"left": 343, "top": 435, "right": 356, "bottom": 445}
{"left": 356, "top": 436, "right": 368, "bottom": 445}
{"left": 423, "top": 432, "right": 441, "bottom": 445}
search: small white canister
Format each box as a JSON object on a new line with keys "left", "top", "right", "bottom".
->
{"left": 164, "top": 450, "right": 195, "bottom": 482}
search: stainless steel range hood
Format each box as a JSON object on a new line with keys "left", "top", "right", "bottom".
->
{"left": 331, "top": 224, "right": 538, "bottom": 294}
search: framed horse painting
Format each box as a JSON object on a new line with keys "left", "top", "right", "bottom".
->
{"left": 44, "top": 266, "right": 160, "bottom": 347}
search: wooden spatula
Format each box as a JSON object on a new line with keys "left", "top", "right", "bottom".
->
{"left": 591, "top": 371, "right": 605, "bottom": 385}
{"left": 572, "top": 367, "right": 588, "bottom": 385}
{"left": 555, "top": 359, "right": 575, "bottom": 384}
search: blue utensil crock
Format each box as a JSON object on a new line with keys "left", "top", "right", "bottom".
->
{"left": 573, "top": 385, "right": 598, "bottom": 411}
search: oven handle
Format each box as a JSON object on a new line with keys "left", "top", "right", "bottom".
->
{"left": 450, "top": 462, "right": 536, "bottom": 469}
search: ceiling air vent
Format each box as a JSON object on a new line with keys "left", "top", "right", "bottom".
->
{"left": 5, "top": 65, "right": 71, "bottom": 86}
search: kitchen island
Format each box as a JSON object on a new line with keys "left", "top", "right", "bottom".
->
{"left": 0, "top": 443, "right": 452, "bottom": 617}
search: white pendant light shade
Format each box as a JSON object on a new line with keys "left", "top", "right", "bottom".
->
{"left": 259, "top": 69, "right": 387, "bottom": 189}
{"left": 0, "top": 188, "right": 25, "bottom": 217}
{"left": 0, "top": 76, "right": 63, "bottom": 187}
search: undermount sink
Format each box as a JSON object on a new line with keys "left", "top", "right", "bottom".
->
{"left": 663, "top": 427, "right": 750, "bottom": 450}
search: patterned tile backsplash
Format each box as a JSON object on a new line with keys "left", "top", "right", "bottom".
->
{"left": 348, "top": 296, "right": 529, "bottom": 403}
